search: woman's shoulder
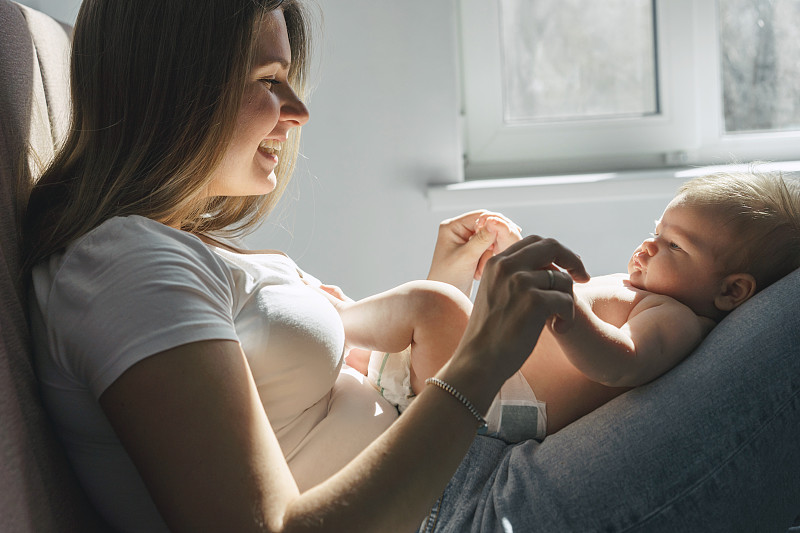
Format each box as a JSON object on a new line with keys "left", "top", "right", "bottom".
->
{"left": 34, "top": 215, "right": 233, "bottom": 298}
{"left": 74, "top": 215, "right": 207, "bottom": 254}
{"left": 66, "top": 215, "right": 222, "bottom": 267}
{"left": 30, "top": 216, "right": 240, "bottom": 399}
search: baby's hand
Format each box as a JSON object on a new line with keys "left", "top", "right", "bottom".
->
{"left": 305, "top": 283, "right": 353, "bottom": 316}
{"left": 474, "top": 214, "right": 523, "bottom": 281}
{"left": 312, "top": 283, "right": 370, "bottom": 374}
{"left": 428, "top": 210, "right": 523, "bottom": 296}
{"left": 318, "top": 283, "right": 352, "bottom": 303}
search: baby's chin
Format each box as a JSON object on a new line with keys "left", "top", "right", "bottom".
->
{"left": 627, "top": 270, "right": 647, "bottom": 291}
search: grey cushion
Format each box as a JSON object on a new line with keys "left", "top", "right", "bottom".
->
{"left": 0, "top": 1, "right": 108, "bottom": 530}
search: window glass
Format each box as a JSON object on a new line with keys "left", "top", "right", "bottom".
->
{"left": 500, "top": 0, "right": 658, "bottom": 123}
{"left": 719, "top": 0, "right": 800, "bottom": 133}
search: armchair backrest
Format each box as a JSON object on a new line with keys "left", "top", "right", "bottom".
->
{"left": 0, "top": 1, "right": 108, "bottom": 530}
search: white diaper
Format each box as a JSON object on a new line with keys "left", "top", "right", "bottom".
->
{"left": 481, "top": 371, "right": 547, "bottom": 443}
{"left": 368, "top": 348, "right": 547, "bottom": 442}
{"left": 367, "top": 347, "right": 415, "bottom": 412}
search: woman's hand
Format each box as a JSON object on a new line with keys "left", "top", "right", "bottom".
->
{"left": 441, "top": 235, "right": 589, "bottom": 408}
{"left": 427, "top": 210, "right": 522, "bottom": 297}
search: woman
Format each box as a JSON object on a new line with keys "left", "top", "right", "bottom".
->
{"left": 23, "top": 1, "right": 586, "bottom": 531}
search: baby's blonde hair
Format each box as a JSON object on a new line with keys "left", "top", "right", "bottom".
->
{"left": 677, "top": 167, "right": 800, "bottom": 291}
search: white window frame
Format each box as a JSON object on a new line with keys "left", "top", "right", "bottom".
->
{"left": 457, "top": 0, "right": 800, "bottom": 180}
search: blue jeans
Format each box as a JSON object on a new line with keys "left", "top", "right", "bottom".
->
{"left": 419, "top": 268, "right": 800, "bottom": 532}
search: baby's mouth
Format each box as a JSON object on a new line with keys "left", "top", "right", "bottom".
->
{"left": 259, "top": 139, "right": 282, "bottom": 155}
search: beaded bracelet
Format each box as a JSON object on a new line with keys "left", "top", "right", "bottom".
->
{"left": 425, "top": 377, "right": 488, "bottom": 430}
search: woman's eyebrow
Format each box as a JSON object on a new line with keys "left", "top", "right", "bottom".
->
{"left": 255, "top": 58, "right": 291, "bottom": 70}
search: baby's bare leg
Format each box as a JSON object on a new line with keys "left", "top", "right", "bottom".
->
{"left": 404, "top": 282, "right": 472, "bottom": 395}
{"left": 340, "top": 280, "right": 472, "bottom": 396}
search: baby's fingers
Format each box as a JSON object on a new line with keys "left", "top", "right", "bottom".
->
{"left": 482, "top": 217, "right": 522, "bottom": 253}
{"left": 475, "top": 211, "right": 522, "bottom": 235}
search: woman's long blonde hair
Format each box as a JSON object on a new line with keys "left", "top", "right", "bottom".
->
{"left": 23, "top": 0, "right": 311, "bottom": 267}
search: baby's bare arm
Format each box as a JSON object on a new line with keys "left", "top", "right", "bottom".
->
{"left": 552, "top": 293, "right": 713, "bottom": 387}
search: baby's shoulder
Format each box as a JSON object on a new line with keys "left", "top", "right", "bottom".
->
{"left": 630, "top": 292, "right": 716, "bottom": 335}
{"left": 576, "top": 274, "right": 645, "bottom": 325}
{"left": 576, "top": 273, "right": 640, "bottom": 303}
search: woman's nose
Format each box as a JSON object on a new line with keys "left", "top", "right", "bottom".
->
{"left": 281, "top": 87, "right": 310, "bottom": 127}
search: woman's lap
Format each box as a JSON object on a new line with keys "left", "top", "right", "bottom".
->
{"left": 421, "top": 268, "right": 800, "bottom": 532}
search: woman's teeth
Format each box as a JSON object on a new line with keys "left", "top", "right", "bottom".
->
{"left": 259, "top": 139, "right": 282, "bottom": 155}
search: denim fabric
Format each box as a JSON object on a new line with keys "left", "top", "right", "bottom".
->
{"left": 420, "top": 268, "right": 800, "bottom": 533}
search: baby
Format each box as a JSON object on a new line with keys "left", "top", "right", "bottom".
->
{"left": 322, "top": 169, "right": 800, "bottom": 442}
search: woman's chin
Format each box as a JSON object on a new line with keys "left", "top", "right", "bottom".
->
{"left": 263, "top": 170, "right": 277, "bottom": 193}
{"left": 249, "top": 170, "right": 277, "bottom": 196}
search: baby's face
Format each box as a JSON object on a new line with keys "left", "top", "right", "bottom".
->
{"left": 627, "top": 198, "right": 731, "bottom": 317}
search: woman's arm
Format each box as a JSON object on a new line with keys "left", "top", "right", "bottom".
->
{"left": 101, "top": 236, "right": 587, "bottom": 533}
{"left": 101, "top": 337, "right": 491, "bottom": 533}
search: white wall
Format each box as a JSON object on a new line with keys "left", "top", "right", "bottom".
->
{"left": 243, "top": 0, "right": 672, "bottom": 298}
{"left": 16, "top": 0, "right": 80, "bottom": 23}
{"left": 20, "top": 0, "right": 673, "bottom": 299}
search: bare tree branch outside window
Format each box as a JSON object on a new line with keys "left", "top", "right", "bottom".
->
{"left": 500, "top": 0, "right": 657, "bottom": 124}
{"left": 719, "top": 0, "right": 800, "bottom": 133}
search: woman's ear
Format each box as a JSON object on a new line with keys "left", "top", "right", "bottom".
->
{"left": 714, "top": 273, "right": 757, "bottom": 312}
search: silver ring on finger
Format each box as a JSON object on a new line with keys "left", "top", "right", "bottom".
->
{"left": 546, "top": 269, "right": 555, "bottom": 290}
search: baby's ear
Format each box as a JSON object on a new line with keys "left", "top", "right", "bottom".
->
{"left": 714, "top": 273, "right": 757, "bottom": 312}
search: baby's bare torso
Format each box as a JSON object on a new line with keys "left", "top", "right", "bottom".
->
{"left": 520, "top": 273, "right": 706, "bottom": 435}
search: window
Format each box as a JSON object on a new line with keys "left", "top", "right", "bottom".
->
{"left": 501, "top": 0, "right": 658, "bottom": 124}
{"left": 458, "top": 0, "right": 800, "bottom": 180}
{"left": 718, "top": 0, "right": 800, "bottom": 133}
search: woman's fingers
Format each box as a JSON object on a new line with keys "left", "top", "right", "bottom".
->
{"left": 449, "top": 234, "right": 588, "bottom": 387}
{"left": 460, "top": 263, "right": 577, "bottom": 382}
{"left": 491, "top": 235, "right": 589, "bottom": 283}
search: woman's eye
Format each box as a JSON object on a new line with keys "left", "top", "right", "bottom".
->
{"left": 260, "top": 78, "right": 281, "bottom": 89}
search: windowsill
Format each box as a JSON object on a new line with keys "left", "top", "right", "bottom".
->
{"left": 427, "top": 160, "right": 800, "bottom": 212}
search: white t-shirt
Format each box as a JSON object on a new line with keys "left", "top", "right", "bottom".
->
{"left": 29, "top": 215, "right": 397, "bottom": 532}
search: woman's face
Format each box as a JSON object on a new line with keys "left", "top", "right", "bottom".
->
{"left": 206, "top": 9, "right": 309, "bottom": 197}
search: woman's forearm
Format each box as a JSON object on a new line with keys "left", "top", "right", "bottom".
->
{"left": 282, "top": 357, "right": 489, "bottom": 532}
{"left": 101, "top": 340, "right": 489, "bottom": 533}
